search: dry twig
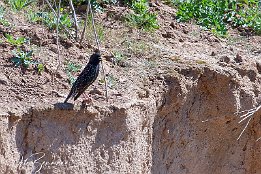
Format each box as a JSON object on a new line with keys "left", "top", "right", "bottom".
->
{"left": 236, "top": 104, "right": 261, "bottom": 140}
{"left": 18, "top": 152, "right": 46, "bottom": 173}
{"left": 79, "top": 0, "right": 90, "bottom": 45}
{"left": 55, "top": 0, "right": 61, "bottom": 77}
{"left": 88, "top": 0, "right": 109, "bottom": 102}
{"left": 44, "top": 0, "right": 75, "bottom": 40}
{"left": 69, "top": 0, "right": 78, "bottom": 40}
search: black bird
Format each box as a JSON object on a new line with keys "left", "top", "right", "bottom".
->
{"left": 64, "top": 53, "right": 101, "bottom": 103}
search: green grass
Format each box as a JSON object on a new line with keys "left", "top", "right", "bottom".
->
{"left": 126, "top": 0, "right": 159, "bottom": 31}
{"left": 27, "top": 10, "right": 72, "bottom": 31}
{"left": 4, "top": 33, "right": 27, "bottom": 46}
{"left": 82, "top": 15, "right": 105, "bottom": 43}
{"left": 65, "top": 61, "right": 82, "bottom": 85}
{"left": 0, "top": 6, "right": 10, "bottom": 26}
{"left": 175, "top": 0, "right": 261, "bottom": 36}
{"left": 7, "top": 0, "right": 34, "bottom": 11}
{"left": 113, "top": 51, "right": 128, "bottom": 66}
{"left": 11, "top": 49, "right": 34, "bottom": 68}
{"left": 107, "top": 74, "right": 117, "bottom": 88}
{"left": 195, "top": 59, "right": 207, "bottom": 64}
{"left": 11, "top": 49, "right": 44, "bottom": 73}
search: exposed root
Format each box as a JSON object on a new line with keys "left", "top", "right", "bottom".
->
{"left": 18, "top": 152, "right": 46, "bottom": 173}
{"left": 236, "top": 104, "right": 261, "bottom": 140}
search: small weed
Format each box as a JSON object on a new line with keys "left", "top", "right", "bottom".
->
{"left": 0, "top": 6, "right": 10, "bottom": 26}
{"left": 4, "top": 34, "right": 27, "bottom": 46}
{"left": 11, "top": 49, "right": 33, "bottom": 68}
{"left": 84, "top": 16, "right": 105, "bottom": 43}
{"left": 195, "top": 59, "right": 206, "bottom": 64}
{"left": 107, "top": 74, "right": 117, "bottom": 88}
{"left": 123, "top": 39, "right": 150, "bottom": 55}
{"left": 126, "top": 0, "right": 159, "bottom": 31}
{"left": 163, "top": 0, "right": 182, "bottom": 6}
{"left": 65, "top": 61, "right": 81, "bottom": 85}
{"left": 7, "top": 0, "right": 34, "bottom": 11}
{"left": 144, "top": 59, "right": 157, "bottom": 69}
{"left": 176, "top": 0, "right": 261, "bottom": 36}
{"left": 113, "top": 51, "right": 128, "bottom": 66}
{"left": 99, "top": 74, "right": 116, "bottom": 88}
{"left": 226, "top": 35, "right": 246, "bottom": 45}
{"left": 37, "top": 63, "right": 44, "bottom": 74}
{"left": 27, "top": 10, "right": 42, "bottom": 23}
{"left": 11, "top": 49, "right": 44, "bottom": 73}
{"left": 169, "top": 56, "right": 181, "bottom": 62}
{"left": 29, "top": 11, "right": 72, "bottom": 30}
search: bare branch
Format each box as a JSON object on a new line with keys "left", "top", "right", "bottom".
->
{"left": 69, "top": 0, "right": 78, "bottom": 40}
{"left": 18, "top": 152, "right": 46, "bottom": 173}
{"left": 55, "top": 0, "right": 62, "bottom": 76}
{"left": 44, "top": 0, "right": 75, "bottom": 41}
{"left": 236, "top": 104, "right": 261, "bottom": 140}
{"left": 89, "top": 1, "right": 100, "bottom": 50}
{"left": 88, "top": 0, "right": 108, "bottom": 102}
{"left": 237, "top": 115, "right": 253, "bottom": 141}
{"left": 79, "top": 0, "right": 90, "bottom": 45}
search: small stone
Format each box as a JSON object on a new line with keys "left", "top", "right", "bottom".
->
{"left": 182, "top": 29, "right": 189, "bottom": 34}
{"left": 235, "top": 54, "right": 243, "bottom": 63}
{"left": 220, "top": 56, "right": 230, "bottom": 63}
{"left": 16, "top": 95, "right": 23, "bottom": 101}
{"left": 0, "top": 73, "right": 9, "bottom": 85}
{"left": 49, "top": 44, "right": 58, "bottom": 53}
{"left": 170, "top": 22, "right": 177, "bottom": 29}
{"left": 89, "top": 88, "right": 103, "bottom": 95}
{"left": 78, "top": 54, "right": 85, "bottom": 60}
{"left": 256, "top": 61, "right": 261, "bottom": 74}
{"left": 56, "top": 70, "right": 68, "bottom": 79}
{"left": 211, "top": 51, "right": 216, "bottom": 56}
{"left": 162, "top": 32, "right": 173, "bottom": 38}
{"left": 179, "top": 38, "right": 184, "bottom": 42}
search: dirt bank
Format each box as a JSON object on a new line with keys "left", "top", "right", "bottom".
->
{"left": 1, "top": 64, "right": 261, "bottom": 174}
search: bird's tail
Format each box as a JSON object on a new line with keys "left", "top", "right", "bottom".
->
{"left": 64, "top": 96, "right": 70, "bottom": 103}
{"left": 64, "top": 91, "right": 73, "bottom": 103}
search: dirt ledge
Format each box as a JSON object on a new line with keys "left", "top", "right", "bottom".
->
{"left": 1, "top": 65, "right": 261, "bottom": 174}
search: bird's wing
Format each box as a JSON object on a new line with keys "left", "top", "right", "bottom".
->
{"left": 73, "top": 64, "right": 99, "bottom": 101}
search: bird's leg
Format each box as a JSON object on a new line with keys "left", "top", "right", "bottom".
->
{"left": 82, "top": 93, "right": 93, "bottom": 104}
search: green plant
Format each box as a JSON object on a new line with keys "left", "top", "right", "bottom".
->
{"left": 113, "top": 51, "right": 128, "bottom": 66}
{"left": 83, "top": 15, "right": 105, "bottom": 43}
{"left": 11, "top": 49, "right": 34, "bottom": 68}
{"left": 65, "top": 61, "right": 82, "bottom": 85}
{"left": 0, "top": 6, "right": 10, "bottom": 26}
{"left": 144, "top": 59, "right": 157, "bottom": 69}
{"left": 126, "top": 0, "right": 159, "bottom": 31}
{"left": 37, "top": 63, "right": 44, "bottom": 74}
{"left": 4, "top": 34, "right": 27, "bottom": 46}
{"left": 195, "top": 59, "right": 207, "bottom": 64}
{"left": 107, "top": 74, "right": 117, "bottom": 88}
{"left": 29, "top": 11, "right": 72, "bottom": 30}
{"left": 11, "top": 49, "right": 44, "bottom": 73}
{"left": 27, "top": 10, "right": 42, "bottom": 23}
{"left": 7, "top": 0, "right": 34, "bottom": 11}
{"left": 123, "top": 39, "right": 150, "bottom": 55}
{"left": 163, "top": 0, "right": 183, "bottom": 6}
{"left": 176, "top": 0, "right": 261, "bottom": 35}
{"left": 226, "top": 6, "right": 261, "bottom": 35}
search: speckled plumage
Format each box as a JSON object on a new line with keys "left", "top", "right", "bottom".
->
{"left": 64, "top": 53, "right": 101, "bottom": 103}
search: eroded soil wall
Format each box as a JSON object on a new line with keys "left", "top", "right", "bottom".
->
{"left": 1, "top": 66, "right": 261, "bottom": 174}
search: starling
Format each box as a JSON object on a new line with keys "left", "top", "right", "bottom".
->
{"left": 64, "top": 53, "right": 101, "bottom": 103}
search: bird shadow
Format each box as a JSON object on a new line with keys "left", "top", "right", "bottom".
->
{"left": 53, "top": 102, "right": 74, "bottom": 110}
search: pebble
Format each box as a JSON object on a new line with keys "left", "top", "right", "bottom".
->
{"left": 0, "top": 73, "right": 9, "bottom": 85}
